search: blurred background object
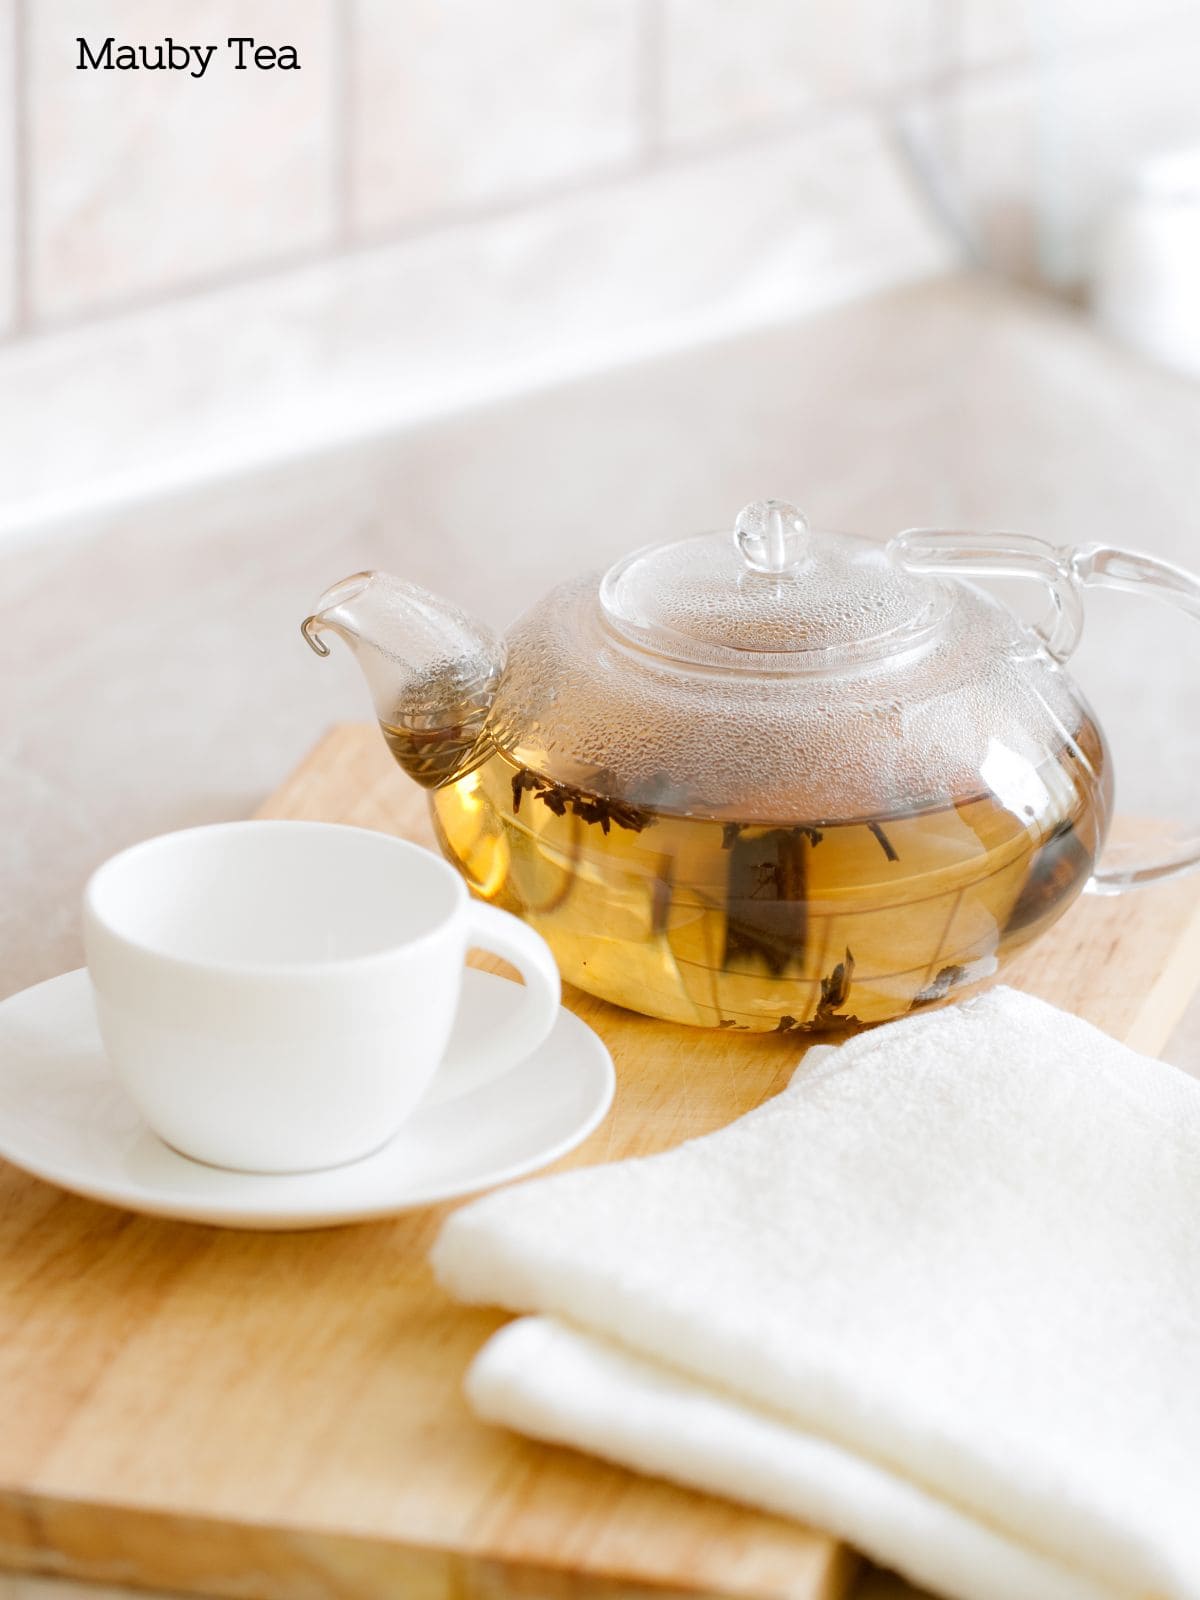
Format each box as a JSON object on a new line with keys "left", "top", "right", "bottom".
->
{"left": 1093, "top": 145, "right": 1200, "bottom": 375}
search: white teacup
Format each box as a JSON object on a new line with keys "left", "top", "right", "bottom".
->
{"left": 82, "top": 821, "right": 561, "bottom": 1173}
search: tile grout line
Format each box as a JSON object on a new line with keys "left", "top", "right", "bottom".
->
{"left": 332, "top": 0, "right": 353, "bottom": 247}
{"left": 11, "top": 0, "right": 31, "bottom": 334}
{"left": 636, "top": 0, "right": 664, "bottom": 164}
{"left": 882, "top": 0, "right": 984, "bottom": 269}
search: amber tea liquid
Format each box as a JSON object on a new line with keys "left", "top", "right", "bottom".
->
{"left": 416, "top": 727, "right": 1108, "bottom": 1031}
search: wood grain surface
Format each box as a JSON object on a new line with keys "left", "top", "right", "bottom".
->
{"left": 2, "top": 723, "right": 1199, "bottom": 1600}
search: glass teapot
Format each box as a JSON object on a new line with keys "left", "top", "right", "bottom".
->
{"left": 303, "top": 500, "right": 1200, "bottom": 1032}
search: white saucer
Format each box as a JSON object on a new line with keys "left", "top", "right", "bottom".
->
{"left": 0, "top": 967, "right": 614, "bottom": 1230}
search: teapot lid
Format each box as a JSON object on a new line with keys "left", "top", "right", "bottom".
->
{"left": 489, "top": 498, "right": 1092, "bottom": 821}
{"left": 599, "top": 500, "right": 949, "bottom": 671}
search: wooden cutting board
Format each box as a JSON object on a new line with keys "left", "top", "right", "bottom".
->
{"left": 3, "top": 723, "right": 1200, "bottom": 1600}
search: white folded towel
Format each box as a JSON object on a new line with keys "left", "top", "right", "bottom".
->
{"left": 432, "top": 988, "right": 1200, "bottom": 1600}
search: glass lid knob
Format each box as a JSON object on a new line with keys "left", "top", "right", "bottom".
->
{"left": 733, "top": 500, "right": 810, "bottom": 575}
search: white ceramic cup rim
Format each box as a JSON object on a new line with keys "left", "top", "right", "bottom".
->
{"left": 84, "top": 820, "right": 469, "bottom": 981}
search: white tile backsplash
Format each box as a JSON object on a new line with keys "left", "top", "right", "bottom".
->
{"left": 349, "top": 0, "right": 641, "bottom": 236}
{"left": 0, "top": 0, "right": 16, "bottom": 334}
{"left": 4, "top": 0, "right": 1200, "bottom": 540}
{"left": 7, "top": 0, "right": 1200, "bottom": 337}
{"left": 662, "top": 0, "right": 938, "bottom": 145}
{"left": 0, "top": 113, "right": 954, "bottom": 538}
{"left": 28, "top": 0, "right": 338, "bottom": 319}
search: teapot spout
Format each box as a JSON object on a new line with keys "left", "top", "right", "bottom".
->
{"left": 302, "top": 572, "right": 505, "bottom": 789}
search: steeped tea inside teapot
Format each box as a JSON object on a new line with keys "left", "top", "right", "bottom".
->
{"left": 427, "top": 723, "right": 1108, "bottom": 1030}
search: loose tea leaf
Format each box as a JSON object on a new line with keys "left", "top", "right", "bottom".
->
{"left": 1002, "top": 819, "right": 1092, "bottom": 935}
{"left": 773, "top": 948, "right": 863, "bottom": 1033}
{"left": 868, "top": 821, "right": 899, "bottom": 862}
{"left": 810, "top": 948, "right": 863, "bottom": 1029}
{"left": 379, "top": 717, "right": 493, "bottom": 789}
{"left": 649, "top": 855, "right": 675, "bottom": 937}
{"left": 511, "top": 766, "right": 652, "bottom": 834}
{"left": 911, "top": 963, "right": 968, "bottom": 1008}
{"left": 377, "top": 659, "right": 502, "bottom": 789}
{"left": 723, "top": 829, "right": 810, "bottom": 976}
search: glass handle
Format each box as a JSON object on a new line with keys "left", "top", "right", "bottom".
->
{"left": 889, "top": 529, "right": 1086, "bottom": 662}
{"left": 890, "top": 529, "right": 1200, "bottom": 894}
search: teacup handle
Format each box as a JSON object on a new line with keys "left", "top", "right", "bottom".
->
{"left": 425, "top": 903, "right": 562, "bottom": 1105}
{"left": 891, "top": 529, "right": 1200, "bottom": 892}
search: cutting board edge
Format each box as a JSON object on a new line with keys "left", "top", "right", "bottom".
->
{"left": 1, "top": 1484, "right": 840, "bottom": 1600}
{"left": 1121, "top": 888, "right": 1200, "bottom": 1055}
